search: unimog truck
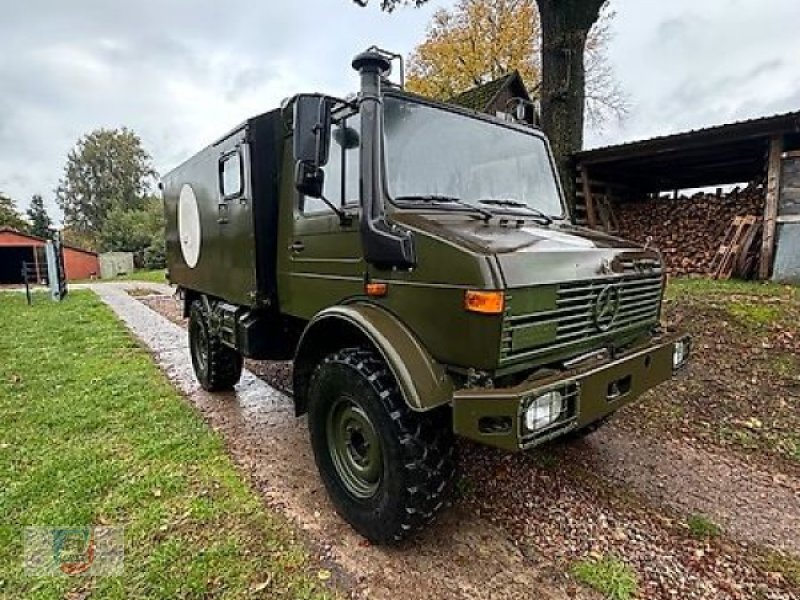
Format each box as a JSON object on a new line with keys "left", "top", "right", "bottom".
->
{"left": 163, "top": 48, "right": 690, "bottom": 544}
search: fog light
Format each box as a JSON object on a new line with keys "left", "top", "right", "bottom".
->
{"left": 673, "top": 338, "right": 690, "bottom": 369}
{"left": 524, "top": 390, "right": 564, "bottom": 432}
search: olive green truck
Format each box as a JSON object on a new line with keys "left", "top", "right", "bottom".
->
{"left": 163, "top": 49, "right": 690, "bottom": 544}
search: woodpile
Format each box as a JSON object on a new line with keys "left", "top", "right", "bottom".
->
{"left": 614, "top": 184, "right": 766, "bottom": 277}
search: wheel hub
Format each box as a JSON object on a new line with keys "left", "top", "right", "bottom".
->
{"left": 327, "top": 397, "right": 383, "bottom": 499}
{"left": 191, "top": 318, "right": 209, "bottom": 373}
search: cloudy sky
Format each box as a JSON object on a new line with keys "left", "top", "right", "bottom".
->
{"left": 2, "top": 0, "right": 799, "bottom": 221}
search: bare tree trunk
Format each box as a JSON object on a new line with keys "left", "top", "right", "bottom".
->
{"left": 537, "top": 0, "right": 605, "bottom": 211}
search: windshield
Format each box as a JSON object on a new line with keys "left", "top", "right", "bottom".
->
{"left": 383, "top": 96, "right": 564, "bottom": 217}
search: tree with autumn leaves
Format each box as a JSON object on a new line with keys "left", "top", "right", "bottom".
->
{"left": 405, "top": 0, "right": 625, "bottom": 130}
{"left": 353, "top": 0, "right": 611, "bottom": 199}
{"left": 406, "top": 0, "right": 542, "bottom": 100}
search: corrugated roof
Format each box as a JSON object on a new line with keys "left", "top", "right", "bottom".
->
{"left": 576, "top": 110, "right": 800, "bottom": 162}
{"left": 573, "top": 109, "right": 800, "bottom": 192}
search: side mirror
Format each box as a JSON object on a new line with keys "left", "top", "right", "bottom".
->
{"left": 294, "top": 161, "right": 325, "bottom": 198}
{"left": 293, "top": 94, "right": 332, "bottom": 164}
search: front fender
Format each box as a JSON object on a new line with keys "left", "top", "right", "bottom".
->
{"left": 295, "top": 303, "right": 454, "bottom": 412}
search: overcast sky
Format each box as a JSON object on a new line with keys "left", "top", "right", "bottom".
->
{"left": 2, "top": 0, "right": 799, "bottom": 221}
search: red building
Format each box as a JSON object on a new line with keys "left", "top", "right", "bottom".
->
{"left": 0, "top": 228, "right": 100, "bottom": 283}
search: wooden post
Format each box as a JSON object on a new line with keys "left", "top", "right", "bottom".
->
{"left": 33, "top": 247, "right": 41, "bottom": 282}
{"left": 580, "top": 166, "right": 597, "bottom": 229}
{"left": 759, "top": 135, "right": 784, "bottom": 279}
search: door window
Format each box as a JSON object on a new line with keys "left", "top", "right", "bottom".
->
{"left": 302, "top": 114, "right": 360, "bottom": 214}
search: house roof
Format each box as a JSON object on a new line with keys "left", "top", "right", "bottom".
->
{"left": 574, "top": 110, "right": 800, "bottom": 192}
{"left": 0, "top": 227, "right": 98, "bottom": 256}
{"left": 449, "top": 71, "right": 529, "bottom": 113}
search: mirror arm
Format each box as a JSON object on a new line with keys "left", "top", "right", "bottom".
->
{"left": 318, "top": 194, "right": 352, "bottom": 227}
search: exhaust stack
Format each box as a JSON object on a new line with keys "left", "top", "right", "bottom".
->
{"left": 352, "top": 49, "right": 416, "bottom": 270}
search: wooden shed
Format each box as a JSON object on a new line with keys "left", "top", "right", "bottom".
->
{"left": 0, "top": 228, "right": 99, "bottom": 283}
{"left": 449, "top": 71, "right": 538, "bottom": 125}
{"left": 572, "top": 111, "right": 800, "bottom": 281}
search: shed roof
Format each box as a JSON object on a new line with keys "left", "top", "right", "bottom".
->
{"left": 449, "top": 71, "right": 529, "bottom": 113}
{"left": 0, "top": 227, "right": 98, "bottom": 256}
{"left": 574, "top": 110, "right": 800, "bottom": 192}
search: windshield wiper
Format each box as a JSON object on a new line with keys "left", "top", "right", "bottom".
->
{"left": 477, "top": 199, "right": 554, "bottom": 225}
{"left": 395, "top": 194, "right": 493, "bottom": 222}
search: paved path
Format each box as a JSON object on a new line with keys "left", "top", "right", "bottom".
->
{"left": 90, "top": 282, "right": 573, "bottom": 600}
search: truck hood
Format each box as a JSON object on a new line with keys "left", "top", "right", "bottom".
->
{"left": 395, "top": 212, "right": 662, "bottom": 287}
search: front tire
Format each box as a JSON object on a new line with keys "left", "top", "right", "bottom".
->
{"left": 307, "top": 347, "right": 456, "bottom": 544}
{"left": 188, "top": 299, "right": 243, "bottom": 392}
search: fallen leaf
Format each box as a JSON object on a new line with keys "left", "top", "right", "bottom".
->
{"left": 251, "top": 575, "right": 272, "bottom": 592}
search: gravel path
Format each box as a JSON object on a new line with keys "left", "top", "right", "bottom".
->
{"left": 96, "top": 284, "right": 800, "bottom": 599}
{"left": 569, "top": 427, "right": 800, "bottom": 554}
{"left": 92, "top": 283, "right": 577, "bottom": 600}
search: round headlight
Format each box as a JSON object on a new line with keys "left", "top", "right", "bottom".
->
{"left": 525, "top": 390, "right": 564, "bottom": 432}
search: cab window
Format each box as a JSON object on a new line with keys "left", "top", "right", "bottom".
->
{"left": 302, "top": 114, "right": 360, "bottom": 214}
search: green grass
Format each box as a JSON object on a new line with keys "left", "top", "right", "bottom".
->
{"left": 571, "top": 555, "right": 637, "bottom": 600}
{"left": 112, "top": 269, "right": 167, "bottom": 284}
{"left": 772, "top": 354, "right": 799, "bottom": 378}
{"left": 665, "top": 277, "right": 796, "bottom": 300}
{"left": 686, "top": 514, "right": 722, "bottom": 539}
{"left": 755, "top": 550, "right": 800, "bottom": 588}
{"left": 0, "top": 291, "right": 335, "bottom": 599}
{"left": 727, "top": 302, "right": 781, "bottom": 327}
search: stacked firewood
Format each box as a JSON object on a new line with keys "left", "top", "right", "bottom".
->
{"left": 614, "top": 184, "right": 765, "bottom": 276}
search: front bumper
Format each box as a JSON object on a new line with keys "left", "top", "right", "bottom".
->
{"left": 452, "top": 332, "right": 690, "bottom": 451}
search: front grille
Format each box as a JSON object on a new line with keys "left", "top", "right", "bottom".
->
{"left": 501, "top": 272, "right": 663, "bottom": 366}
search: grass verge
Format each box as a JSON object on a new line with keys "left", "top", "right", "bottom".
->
{"left": 0, "top": 291, "right": 334, "bottom": 599}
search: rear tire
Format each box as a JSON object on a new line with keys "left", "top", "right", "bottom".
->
{"left": 188, "top": 299, "right": 243, "bottom": 392}
{"left": 307, "top": 347, "right": 456, "bottom": 544}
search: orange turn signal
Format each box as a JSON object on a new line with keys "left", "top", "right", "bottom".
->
{"left": 464, "top": 290, "right": 504, "bottom": 314}
{"left": 365, "top": 282, "right": 388, "bottom": 297}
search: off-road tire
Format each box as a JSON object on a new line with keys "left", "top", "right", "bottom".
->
{"left": 307, "top": 347, "right": 456, "bottom": 544}
{"left": 188, "top": 299, "right": 243, "bottom": 392}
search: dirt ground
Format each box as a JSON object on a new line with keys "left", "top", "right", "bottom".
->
{"left": 130, "top": 283, "right": 799, "bottom": 600}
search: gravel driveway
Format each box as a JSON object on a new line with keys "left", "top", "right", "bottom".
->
{"left": 93, "top": 283, "right": 799, "bottom": 599}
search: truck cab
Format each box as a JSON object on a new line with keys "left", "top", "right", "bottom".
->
{"left": 163, "top": 48, "right": 690, "bottom": 544}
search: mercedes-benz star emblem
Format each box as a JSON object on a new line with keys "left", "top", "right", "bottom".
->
{"left": 594, "top": 284, "right": 620, "bottom": 331}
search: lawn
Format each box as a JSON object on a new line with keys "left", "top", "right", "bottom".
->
{"left": 112, "top": 269, "right": 167, "bottom": 284}
{"left": 624, "top": 276, "right": 800, "bottom": 463}
{"left": 0, "top": 291, "right": 335, "bottom": 599}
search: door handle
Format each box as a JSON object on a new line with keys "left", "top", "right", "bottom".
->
{"left": 217, "top": 202, "right": 229, "bottom": 224}
{"left": 289, "top": 240, "right": 305, "bottom": 253}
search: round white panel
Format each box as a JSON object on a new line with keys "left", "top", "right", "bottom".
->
{"left": 178, "top": 184, "right": 202, "bottom": 268}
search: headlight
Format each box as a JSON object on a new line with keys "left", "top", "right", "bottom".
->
{"left": 673, "top": 338, "right": 690, "bottom": 369}
{"left": 524, "top": 390, "right": 564, "bottom": 432}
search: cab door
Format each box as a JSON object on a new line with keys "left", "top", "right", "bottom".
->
{"left": 283, "top": 114, "right": 364, "bottom": 318}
